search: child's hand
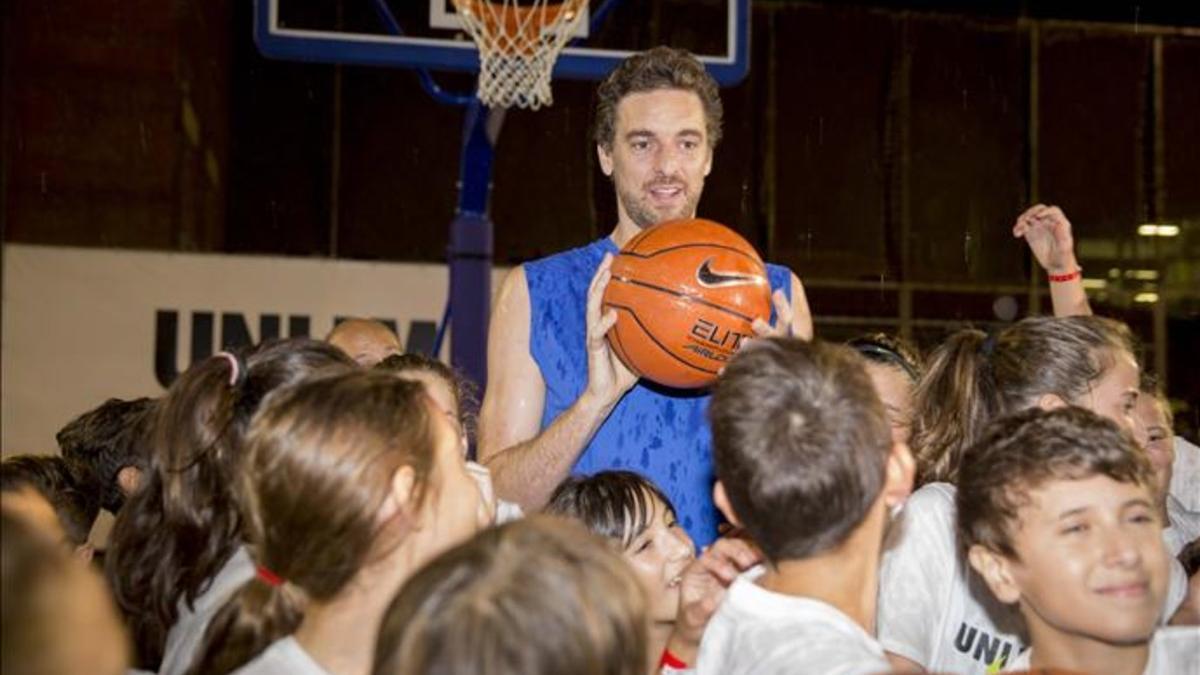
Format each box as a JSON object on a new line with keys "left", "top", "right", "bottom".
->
{"left": 664, "top": 537, "right": 761, "bottom": 666}
{"left": 1012, "top": 203, "right": 1079, "bottom": 275}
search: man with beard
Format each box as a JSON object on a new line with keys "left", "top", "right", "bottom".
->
{"left": 479, "top": 47, "right": 811, "bottom": 547}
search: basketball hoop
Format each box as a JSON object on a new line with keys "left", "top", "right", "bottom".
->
{"left": 452, "top": 0, "right": 588, "bottom": 110}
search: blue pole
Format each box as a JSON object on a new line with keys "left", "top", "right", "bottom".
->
{"left": 449, "top": 100, "right": 498, "bottom": 391}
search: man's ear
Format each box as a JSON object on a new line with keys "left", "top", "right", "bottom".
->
{"left": 597, "top": 143, "right": 614, "bottom": 177}
{"left": 116, "top": 467, "right": 143, "bottom": 497}
{"left": 713, "top": 482, "right": 742, "bottom": 528}
{"left": 967, "top": 544, "right": 1022, "bottom": 605}
{"left": 703, "top": 145, "right": 713, "bottom": 177}
{"left": 881, "top": 442, "right": 916, "bottom": 508}
{"left": 1037, "top": 393, "right": 1069, "bottom": 411}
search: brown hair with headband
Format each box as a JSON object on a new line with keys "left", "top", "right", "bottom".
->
{"left": 186, "top": 370, "right": 438, "bottom": 675}
{"left": 911, "top": 315, "right": 1135, "bottom": 487}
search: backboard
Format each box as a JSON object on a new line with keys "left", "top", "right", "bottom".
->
{"left": 254, "top": 0, "right": 750, "bottom": 86}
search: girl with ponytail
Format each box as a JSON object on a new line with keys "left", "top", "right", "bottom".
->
{"left": 188, "top": 369, "right": 486, "bottom": 675}
{"left": 911, "top": 315, "right": 1141, "bottom": 487}
{"left": 105, "top": 340, "right": 352, "bottom": 672}
{"left": 875, "top": 315, "right": 1191, "bottom": 675}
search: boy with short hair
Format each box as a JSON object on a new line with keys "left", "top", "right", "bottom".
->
{"left": 57, "top": 396, "right": 157, "bottom": 514}
{"left": 697, "top": 337, "right": 914, "bottom": 674}
{"left": 958, "top": 406, "right": 1199, "bottom": 674}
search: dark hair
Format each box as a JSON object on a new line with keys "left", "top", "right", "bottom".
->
{"left": 0, "top": 454, "right": 99, "bottom": 545}
{"left": 1180, "top": 539, "right": 1200, "bottom": 577}
{"left": 105, "top": 339, "right": 353, "bottom": 669}
{"left": 545, "top": 470, "right": 676, "bottom": 549}
{"left": 912, "top": 315, "right": 1135, "bottom": 487}
{"left": 373, "top": 516, "right": 648, "bottom": 675}
{"left": 187, "top": 371, "right": 438, "bottom": 675}
{"left": 57, "top": 397, "right": 158, "bottom": 513}
{"left": 957, "top": 406, "right": 1154, "bottom": 559}
{"left": 593, "top": 46, "right": 723, "bottom": 150}
{"left": 846, "top": 333, "right": 924, "bottom": 382}
{"left": 709, "top": 338, "right": 892, "bottom": 563}
{"left": 376, "top": 352, "right": 479, "bottom": 441}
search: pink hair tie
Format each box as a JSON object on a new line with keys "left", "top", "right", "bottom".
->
{"left": 215, "top": 351, "right": 240, "bottom": 386}
{"left": 256, "top": 565, "right": 284, "bottom": 587}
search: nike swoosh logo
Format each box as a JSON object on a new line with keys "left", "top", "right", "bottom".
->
{"left": 696, "top": 258, "right": 758, "bottom": 288}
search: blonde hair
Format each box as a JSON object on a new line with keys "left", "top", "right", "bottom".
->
{"left": 373, "top": 516, "right": 648, "bottom": 675}
{"left": 912, "top": 315, "right": 1135, "bottom": 486}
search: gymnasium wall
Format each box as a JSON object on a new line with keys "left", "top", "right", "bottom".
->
{"left": 0, "top": 244, "right": 511, "bottom": 457}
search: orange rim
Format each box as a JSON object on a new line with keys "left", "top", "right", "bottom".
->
{"left": 453, "top": 0, "right": 586, "bottom": 55}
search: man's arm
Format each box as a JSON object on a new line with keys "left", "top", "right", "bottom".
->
{"left": 477, "top": 256, "right": 637, "bottom": 511}
{"left": 1013, "top": 203, "right": 1092, "bottom": 317}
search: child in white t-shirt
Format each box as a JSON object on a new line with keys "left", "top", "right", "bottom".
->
{"left": 697, "top": 338, "right": 915, "bottom": 675}
{"left": 879, "top": 481, "right": 1188, "bottom": 673}
{"left": 878, "top": 315, "right": 1178, "bottom": 672}
{"left": 958, "top": 406, "right": 1200, "bottom": 675}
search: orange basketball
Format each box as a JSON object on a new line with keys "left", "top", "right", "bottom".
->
{"left": 602, "top": 218, "right": 771, "bottom": 389}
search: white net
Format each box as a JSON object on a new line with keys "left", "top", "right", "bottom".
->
{"left": 452, "top": 0, "right": 588, "bottom": 110}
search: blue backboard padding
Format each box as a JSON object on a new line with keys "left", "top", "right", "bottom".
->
{"left": 253, "top": 0, "right": 749, "bottom": 86}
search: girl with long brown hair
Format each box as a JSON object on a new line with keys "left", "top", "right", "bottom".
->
{"left": 105, "top": 340, "right": 353, "bottom": 672}
{"left": 188, "top": 369, "right": 486, "bottom": 675}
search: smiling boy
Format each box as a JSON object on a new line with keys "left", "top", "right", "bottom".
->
{"left": 957, "top": 406, "right": 1199, "bottom": 674}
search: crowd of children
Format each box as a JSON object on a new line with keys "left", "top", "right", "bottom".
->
{"left": 3, "top": 47, "right": 1198, "bottom": 675}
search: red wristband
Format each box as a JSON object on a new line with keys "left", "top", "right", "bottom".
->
{"left": 659, "top": 648, "right": 688, "bottom": 670}
{"left": 1048, "top": 268, "right": 1082, "bottom": 283}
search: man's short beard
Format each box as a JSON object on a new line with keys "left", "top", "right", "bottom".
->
{"left": 618, "top": 185, "right": 701, "bottom": 230}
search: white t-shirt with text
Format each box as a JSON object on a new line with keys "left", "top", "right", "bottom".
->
{"left": 877, "top": 483, "right": 1027, "bottom": 674}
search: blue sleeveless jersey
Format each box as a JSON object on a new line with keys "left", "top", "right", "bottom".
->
{"left": 525, "top": 237, "right": 793, "bottom": 547}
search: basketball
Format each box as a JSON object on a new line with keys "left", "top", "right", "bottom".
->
{"left": 601, "top": 218, "right": 772, "bottom": 389}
